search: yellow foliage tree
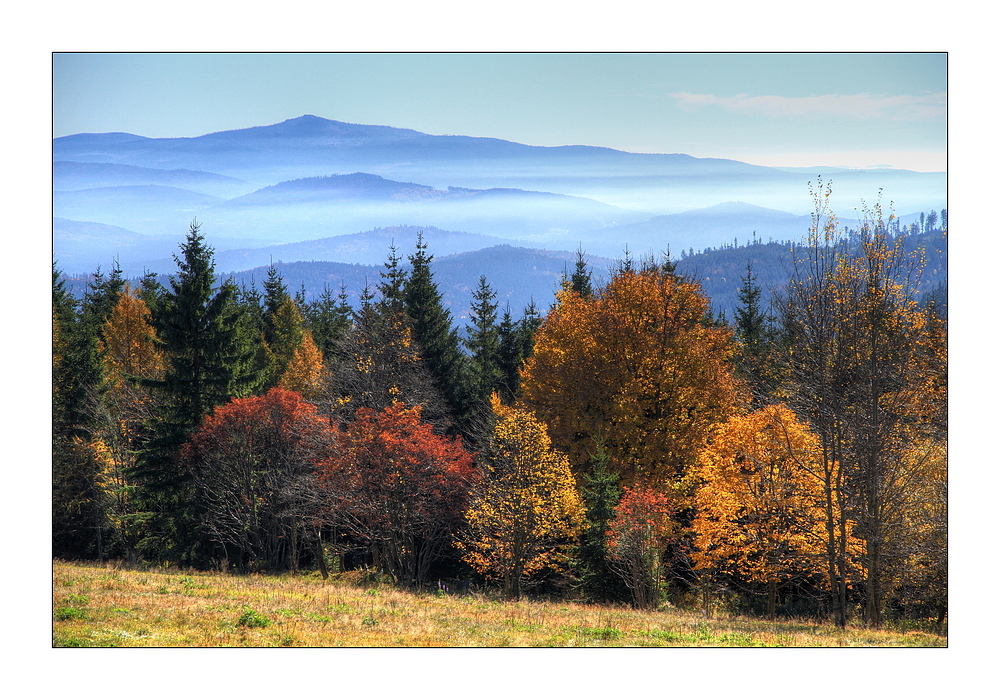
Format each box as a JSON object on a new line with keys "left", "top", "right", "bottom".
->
{"left": 457, "top": 395, "right": 585, "bottom": 598}
{"left": 520, "top": 262, "right": 747, "bottom": 496}
{"left": 280, "top": 329, "right": 326, "bottom": 400}
{"left": 692, "top": 404, "right": 862, "bottom": 618}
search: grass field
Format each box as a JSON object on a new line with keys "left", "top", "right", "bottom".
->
{"left": 51, "top": 560, "right": 946, "bottom": 647}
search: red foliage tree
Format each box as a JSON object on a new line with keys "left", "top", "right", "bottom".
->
{"left": 182, "top": 387, "right": 333, "bottom": 571}
{"left": 606, "top": 485, "right": 677, "bottom": 609}
{"left": 318, "top": 403, "right": 478, "bottom": 585}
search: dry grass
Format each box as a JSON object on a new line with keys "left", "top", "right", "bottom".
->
{"left": 52, "top": 560, "right": 946, "bottom": 647}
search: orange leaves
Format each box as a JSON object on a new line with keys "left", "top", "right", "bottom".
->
{"left": 692, "top": 404, "right": 859, "bottom": 587}
{"left": 279, "top": 330, "right": 326, "bottom": 399}
{"left": 318, "top": 402, "right": 478, "bottom": 584}
{"left": 605, "top": 484, "right": 678, "bottom": 608}
{"left": 520, "top": 266, "right": 747, "bottom": 489}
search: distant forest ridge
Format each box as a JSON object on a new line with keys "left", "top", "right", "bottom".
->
{"left": 59, "top": 218, "right": 947, "bottom": 326}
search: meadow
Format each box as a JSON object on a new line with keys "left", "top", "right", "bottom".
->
{"left": 52, "top": 560, "right": 945, "bottom": 648}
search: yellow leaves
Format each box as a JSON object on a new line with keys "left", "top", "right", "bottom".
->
{"left": 459, "top": 401, "right": 585, "bottom": 593}
{"left": 692, "top": 405, "right": 834, "bottom": 583}
{"left": 280, "top": 330, "right": 326, "bottom": 399}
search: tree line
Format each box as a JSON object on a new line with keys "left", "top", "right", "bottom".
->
{"left": 53, "top": 183, "right": 946, "bottom": 628}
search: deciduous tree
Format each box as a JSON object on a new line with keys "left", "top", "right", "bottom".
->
{"left": 520, "top": 260, "right": 747, "bottom": 496}
{"left": 606, "top": 485, "right": 677, "bottom": 609}
{"left": 182, "top": 387, "right": 333, "bottom": 571}
{"left": 318, "top": 403, "right": 478, "bottom": 585}
{"left": 691, "top": 404, "right": 859, "bottom": 618}
{"left": 457, "top": 396, "right": 585, "bottom": 598}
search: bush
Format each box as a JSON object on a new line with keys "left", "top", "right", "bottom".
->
{"left": 236, "top": 607, "right": 270, "bottom": 628}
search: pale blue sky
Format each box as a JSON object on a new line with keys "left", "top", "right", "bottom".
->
{"left": 53, "top": 52, "right": 946, "bottom": 172}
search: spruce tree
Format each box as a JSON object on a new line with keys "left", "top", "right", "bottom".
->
{"left": 569, "top": 248, "right": 594, "bottom": 298}
{"left": 403, "top": 233, "right": 469, "bottom": 429}
{"left": 53, "top": 264, "right": 107, "bottom": 559}
{"left": 575, "top": 445, "right": 630, "bottom": 603}
{"left": 464, "top": 276, "right": 501, "bottom": 406}
{"left": 301, "top": 283, "right": 353, "bottom": 366}
{"left": 133, "top": 222, "right": 262, "bottom": 563}
{"left": 733, "top": 261, "right": 777, "bottom": 405}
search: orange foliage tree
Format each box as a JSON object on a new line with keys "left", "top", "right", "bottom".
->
{"left": 92, "top": 285, "right": 165, "bottom": 562}
{"left": 520, "top": 260, "right": 747, "bottom": 496}
{"left": 457, "top": 396, "right": 585, "bottom": 598}
{"left": 280, "top": 329, "right": 326, "bottom": 400}
{"left": 692, "top": 404, "right": 861, "bottom": 617}
{"left": 318, "top": 403, "right": 478, "bottom": 586}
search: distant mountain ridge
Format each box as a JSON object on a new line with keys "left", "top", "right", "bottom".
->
{"left": 53, "top": 113, "right": 947, "bottom": 276}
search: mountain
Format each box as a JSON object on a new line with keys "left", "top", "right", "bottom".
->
{"left": 53, "top": 161, "right": 253, "bottom": 198}
{"left": 54, "top": 115, "right": 947, "bottom": 217}
{"left": 209, "top": 225, "right": 524, "bottom": 273}
{"left": 52, "top": 115, "right": 947, "bottom": 274}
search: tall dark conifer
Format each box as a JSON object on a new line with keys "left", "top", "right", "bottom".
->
{"left": 403, "top": 233, "right": 469, "bottom": 429}
{"left": 569, "top": 248, "right": 594, "bottom": 298}
{"left": 733, "top": 261, "right": 777, "bottom": 405}
{"left": 133, "top": 222, "right": 261, "bottom": 564}
{"left": 464, "top": 276, "right": 501, "bottom": 407}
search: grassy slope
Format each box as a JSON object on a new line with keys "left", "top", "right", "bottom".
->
{"left": 51, "top": 561, "right": 945, "bottom": 648}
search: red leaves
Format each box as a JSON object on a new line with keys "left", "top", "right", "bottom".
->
{"left": 317, "top": 402, "right": 478, "bottom": 584}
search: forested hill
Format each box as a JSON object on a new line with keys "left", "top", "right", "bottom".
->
{"left": 58, "top": 227, "right": 947, "bottom": 325}
{"left": 675, "top": 227, "right": 947, "bottom": 319}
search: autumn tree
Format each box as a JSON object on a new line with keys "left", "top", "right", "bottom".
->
{"left": 520, "top": 259, "right": 747, "bottom": 496}
{"left": 692, "top": 404, "right": 860, "bottom": 618}
{"left": 182, "top": 387, "right": 333, "bottom": 571}
{"left": 280, "top": 329, "right": 326, "bottom": 400}
{"left": 90, "top": 285, "right": 165, "bottom": 562}
{"left": 606, "top": 485, "right": 677, "bottom": 609}
{"left": 318, "top": 403, "right": 478, "bottom": 585}
{"left": 457, "top": 396, "right": 585, "bottom": 598}
{"left": 775, "top": 183, "right": 945, "bottom": 626}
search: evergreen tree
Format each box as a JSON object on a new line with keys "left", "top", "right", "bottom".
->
{"left": 301, "top": 283, "right": 353, "bottom": 366}
{"left": 495, "top": 300, "right": 543, "bottom": 405}
{"left": 53, "top": 264, "right": 106, "bottom": 559}
{"left": 464, "top": 276, "right": 502, "bottom": 406}
{"left": 403, "top": 233, "right": 469, "bottom": 430}
{"left": 569, "top": 248, "right": 594, "bottom": 298}
{"left": 133, "top": 222, "right": 262, "bottom": 564}
{"left": 574, "top": 444, "right": 630, "bottom": 602}
{"left": 378, "top": 241, "right": 408, "bottom": 309}
{"left": 733, "top": 261, "right": 777, "bottom": 405}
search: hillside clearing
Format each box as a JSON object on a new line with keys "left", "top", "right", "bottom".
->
{"left": 52, "top": 561, "right": 945, "bottom": 648}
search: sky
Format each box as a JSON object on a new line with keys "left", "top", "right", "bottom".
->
{"left": 52, "top": 52, "right": 947, "bottom": 172}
